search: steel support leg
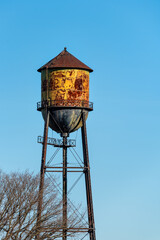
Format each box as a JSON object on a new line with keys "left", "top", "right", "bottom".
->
{"left": 36, "top": 111, "right": 50, "bottom": 239}
{"left": 63, "top": 135, "right": 67, "bottom": 240}
{"left": 81, "top": 111, "right": 96, "bottom": 240}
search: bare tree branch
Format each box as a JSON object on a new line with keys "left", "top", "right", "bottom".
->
{"left": 0, "top": 170, "right": 86, "bottom": 239}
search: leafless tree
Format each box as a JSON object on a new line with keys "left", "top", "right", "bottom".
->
{"left": 0, "top": 170, "right": 85, "bottom": 240}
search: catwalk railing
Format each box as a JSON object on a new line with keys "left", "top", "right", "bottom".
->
{"left": 37, "top": 100, "right": 93, "bottom": 111}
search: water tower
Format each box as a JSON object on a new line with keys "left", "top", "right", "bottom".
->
{"left": 36, "top": 48, "right": 96, "bottom": 240}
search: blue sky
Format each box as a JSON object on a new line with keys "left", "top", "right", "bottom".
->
{"left": 0, "top": 0, "right": 160, "bottom": 239}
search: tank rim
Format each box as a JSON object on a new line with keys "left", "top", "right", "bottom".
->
{"left": 37, "top": 100, "right": 93, "bottom": 112}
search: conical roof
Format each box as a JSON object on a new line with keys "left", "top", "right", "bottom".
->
{"left": 37, "top": 48, "right": 93, "bottom": 72}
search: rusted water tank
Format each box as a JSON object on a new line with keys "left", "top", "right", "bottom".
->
{"left": 37, "top": 48, "right": 93, "bottom": 134}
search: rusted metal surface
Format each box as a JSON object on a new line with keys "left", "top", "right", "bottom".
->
{"left": 40, "top": 67, "right": 91, "bottom": 134}
{"left": 41, "top": 69, "right": 90, "bottom": 108}
{"left": 37, "top": 48, "right": 93, "bottom": 72}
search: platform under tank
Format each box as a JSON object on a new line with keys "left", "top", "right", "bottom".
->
{"left": 37, "top": 48, "right": 93, "bottom": 134}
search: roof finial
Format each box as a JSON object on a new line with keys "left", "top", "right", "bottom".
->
{"left": 64, "top": 47, "right": 67, "bottom": 52}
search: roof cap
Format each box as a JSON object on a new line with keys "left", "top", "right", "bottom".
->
{"left": 37, "top": 48, "right": 93, "bottom": 72}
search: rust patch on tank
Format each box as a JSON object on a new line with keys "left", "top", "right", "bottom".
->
{"left": 83, "top": 74, "right": 89, "bottom": 90}
{"left": 55, "top": 89, "right": 66, "bottom": 100}
{"left": 49, "top": 78, "right": 55, "bottom": 90}
{"left": 42, "top": 79, "right": 47, "bottom": 91}
{"left": 69, "top": 71, "right": 73, "bottom": 76}
{"left": 67, "top": 90, "right": 82, "bottom": 100}
{"left": 75, "top": 78, "right": 83, "bottom": 91}
{"left": 54, "top": 72, "right": 66, "bottom": 78}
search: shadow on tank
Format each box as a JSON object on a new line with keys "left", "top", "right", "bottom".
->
{"left": 42, "top": 108, "right": 88, "bottom": 134}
